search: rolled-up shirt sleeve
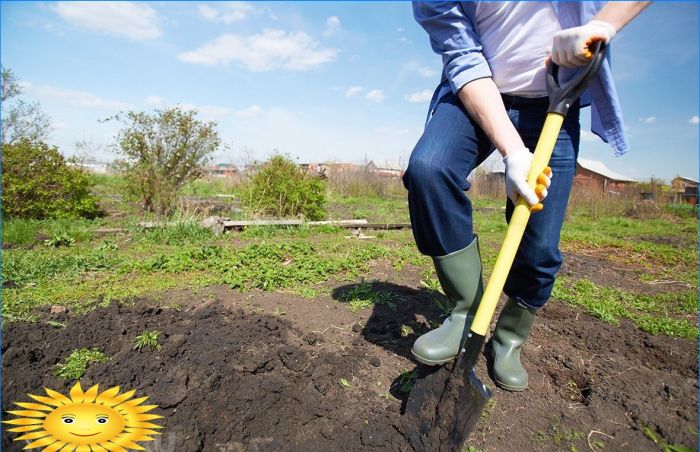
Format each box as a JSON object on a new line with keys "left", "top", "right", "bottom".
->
{"left": 413, "top": 1, "right": 492, "bottom": 94}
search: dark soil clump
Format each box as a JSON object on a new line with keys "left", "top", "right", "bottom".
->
{"left": 2, "top": 302, "right": 407, "bottom": 451}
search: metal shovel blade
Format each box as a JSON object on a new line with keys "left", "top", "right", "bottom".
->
{"left": 403, "top": 334, "right": 490, "bottom": 452}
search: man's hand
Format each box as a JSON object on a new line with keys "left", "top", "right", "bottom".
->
{"left": 551, "top": 20, "right": 616, "bottom": 68}
{"left": 503, "top": 148, "right": 552, "bottom": 210}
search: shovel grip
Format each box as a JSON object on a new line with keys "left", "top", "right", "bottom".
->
{"left": 470, "top": 113, "right": 564, "bottom": 337}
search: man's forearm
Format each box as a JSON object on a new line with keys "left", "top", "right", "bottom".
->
{"left": 457, "top": 77, "right": 524, "bottom": 157}
{"left": 595, "top": 1, "right": 651, "bottom": 31}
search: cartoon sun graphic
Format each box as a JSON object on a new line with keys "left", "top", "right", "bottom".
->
{"left": 3, "top": 382, "right": 163, "bottom": 451}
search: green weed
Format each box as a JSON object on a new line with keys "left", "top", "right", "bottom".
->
{"left": 53, "top": 348, "right": 108, "bottom": 379}
{"left": 44, "top": 233, "right": 76, "bottom": 247}
{"left": 339, "top": 280, "right": 400, "bottom": 312}
{"left": 396, "top": 370, "right": 417, "bottom": 394}
{"left": 134, "top": 330, "right": 162, "bottom": 351}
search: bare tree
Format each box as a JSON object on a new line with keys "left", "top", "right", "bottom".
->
{"left": 1, "top": 66, "right": 52, "bottom": 144}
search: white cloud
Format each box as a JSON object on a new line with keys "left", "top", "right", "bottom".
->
{"left": 54, "top": 2, "right": 161, "bottom": 41}
{"left": 198, "top": 5, "right": 219, "bottom": 21}
{"left": 690, "top": 115, "right": 699, "bottom": 125}
{"left": 344, "top": 86, "right": 364, "bottom": 98}
{"left": 397, "top": 37, "right": 411, "bottom": 44}
{"left": 197, "top": 2, "right": 257, "bottom": 24}
{"left": 324, "top": 16, "right": 341, "bottom": 36}
{"left": 418, "top": 66, "right": 437, "bottom": 78}
{"left": 144, "top": 95, "right": 166, "bottom": 106}
{"left": 396, "top": 27, "right": 405, "bottom": 32}
{"left": 365, "top": 89, "right": 385, "bottom": 103}
{"left": 178, "top": 30, "right": 338, "bottom": 71}
{"left": 580, "top": 130, "right": 598, "bottom": 142}
{"left": 405, "top": 90, "right": 433, "bottom": 103}
{"left": 638, "top": 116, "right": 656, "bottom": 124}
{"left": 233, "top": 105, "right": 264, "bottom": 118}
{"left": 30, "top": 85, "right": 130, "bottom": 110}
{"left": 143, "top": 98, "right": 262, "bottom": 120}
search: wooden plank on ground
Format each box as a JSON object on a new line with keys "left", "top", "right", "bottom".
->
{"left": 137, "top": 219, "right": 412, "bottom": 230}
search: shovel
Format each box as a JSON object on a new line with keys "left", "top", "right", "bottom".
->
{"left": 403, "top": 41, "right": 607, "bottom": 451}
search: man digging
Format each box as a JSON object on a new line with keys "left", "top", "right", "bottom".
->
{"left": 403, "top": 2, "right": 650, "bottom": 391}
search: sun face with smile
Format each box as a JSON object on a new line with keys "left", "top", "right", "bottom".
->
{"left": 43, "top": 403, "right": 126, "bottom": 445}
{"left": 3, "top": 382, "right": 163, "bottom": 451}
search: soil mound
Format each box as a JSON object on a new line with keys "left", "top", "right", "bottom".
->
{"left": 2, "top": 302, "right": 408, "bottom": 451}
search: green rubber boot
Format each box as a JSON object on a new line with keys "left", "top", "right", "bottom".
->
{"left": 412, "top": 237, "right": 483, "bottom": 366}
{"left": 491, "top": 298, "right": 538, "bottom": 391}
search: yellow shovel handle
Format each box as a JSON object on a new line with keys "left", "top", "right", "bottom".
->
{"left": 470, "top": 112, "right": 565, "bottom": 336}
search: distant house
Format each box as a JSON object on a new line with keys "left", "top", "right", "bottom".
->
{"left": 366, "top": 160, "right": 404, "bottom": 178}
{"left": 671, "top": 176, "right": 698, "bottom": 193}
{"left": 204, "top": 163, "right": 238, "bottom": 178}
{"left": 299, "top": 162, "right": 330, "bottom": 179}
{"left": 465, "top": 153, "right": 638, "bottom": 195}
{"left": 574, "top": 158, "right": 637, "bottom": 193}
{"left": 671, "top": 176, "right": 699, "bottom": 204}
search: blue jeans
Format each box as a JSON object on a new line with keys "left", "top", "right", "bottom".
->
{"left": 402, "top": 92, "right": 580, "bottom": 309}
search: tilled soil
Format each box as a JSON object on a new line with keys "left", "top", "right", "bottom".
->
{"left": 2, "top": 279, "right": 697, "bottom": 451}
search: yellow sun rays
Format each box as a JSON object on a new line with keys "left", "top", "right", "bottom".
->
{"left": 3, "top": 382, "right": 164, "bottom": 451}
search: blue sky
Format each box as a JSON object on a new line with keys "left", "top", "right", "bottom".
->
{"left": 1, "top": 1, "right": 698, "bottom": 181}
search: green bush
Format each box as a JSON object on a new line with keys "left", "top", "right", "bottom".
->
{"left": 110, "top": 107, "right": 220, "bottom": 215}
{"left": 241, "top": 155, "right": 327, "bottom": 220}
{"left": 1, "top": 139, "right": 100, "bottom": 219}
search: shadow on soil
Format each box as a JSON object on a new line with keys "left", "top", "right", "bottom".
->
{"left": 331, "top": 281, "right": 451, "bottom": 411}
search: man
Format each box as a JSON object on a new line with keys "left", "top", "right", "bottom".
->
{"left": 403, "top": 2, "right": 649, "bottom": 391}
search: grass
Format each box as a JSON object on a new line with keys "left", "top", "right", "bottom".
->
{"left": 2, "top": 191, "right": 696, "bottom": 344}
{"left": 327, "top": 192, "right": 409, "bottom": 223}
{"left": 643, "top": 426, "right": 695, "bottom": 452}
{"left": 536, "top": 419, "right": 585, "bottom": 448}
{"left": 553, "top": 278, "right": 698, "bottom": 339}
{"left": 53, "top": 348, "right": 108, "bottom": 379}
{"left": 2, "top": 217, "right": 98, "bottom": 247}
{"left": 180, "top": 177, "right": 241, "bottom": 197}
{"left": 134, "top": 330, "right": 162, "bottom": 351}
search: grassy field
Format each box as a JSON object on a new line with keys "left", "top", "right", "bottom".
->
{"left": 3, "top": 174, "right": 697, "bottom": 339}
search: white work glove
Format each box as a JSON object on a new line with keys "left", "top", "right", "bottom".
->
{"left": 551, "top": 20, "right": 616, "bottom": 68}
{"left": 503, "top": 148, "right": 552, "bottom": 211}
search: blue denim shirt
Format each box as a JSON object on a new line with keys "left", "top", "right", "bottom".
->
{"left": 413, "top": 1, "right": 628, "bottom": 156}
